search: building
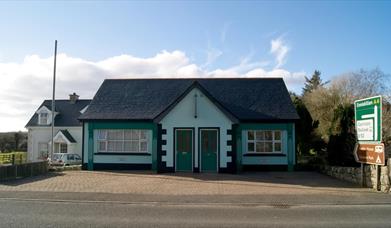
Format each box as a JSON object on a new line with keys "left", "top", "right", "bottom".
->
{"left": 79, "top": 78, "right": 299, "bottom": 173}
{"left": 25, "top": 93, "right": 91, "bottom": 161}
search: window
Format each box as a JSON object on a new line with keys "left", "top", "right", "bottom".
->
{"left": 38, "top": 142, "right": 48, "bottom": 159}
{"left": 60, "top": 144, "right": 67, "bottom": 153}
{"left": 39, "top": 113, "right": 48, "bottom": 125}
{"left": 96, "top": 129, "right": 149, "bottom": 153}
{"left": 246, "top": 130, "right": 282, "bottom": 153}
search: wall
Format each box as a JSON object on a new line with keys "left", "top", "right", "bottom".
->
{"left": 319, "top": 160, "right": 391, "bottom": 193}
{"left": 159, "top": 88, "right": 233, "bottom": 171}
{"left": 27, "top": 127, "right": 83, "bottom": 161}
{"left": 83, "top": 121, "right": 157, "bottom": 171}
{"left": 235, "top": 123, "right": 296, "bottom": 171}
{"left": 0, "top": 161, "right": 48, "bottom": 181}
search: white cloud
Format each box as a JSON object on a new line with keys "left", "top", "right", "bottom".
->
{"left": 270, "top": 37, "right": 290, "bottom": 69}
{"left": 0, "top": 50, "right": 305, "bottom": 132}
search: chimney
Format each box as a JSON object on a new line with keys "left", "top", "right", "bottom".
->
{"left": 69, "top": 92, "right": 79, "bottom": 104}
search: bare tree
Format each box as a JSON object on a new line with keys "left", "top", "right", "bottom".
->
{"left": 303, "top": 68, "right": 391, "bottom": 145}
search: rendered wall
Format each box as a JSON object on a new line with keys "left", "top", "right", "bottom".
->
{"left": 27, "top": 126, "right": 83, "bottom": 161}
{"left": 159, "top": 88, "right": 233, "bottom": 171}
{"left": 235, "top": 123, "right": 296, "bottom": 171}
{"left": 83, "top": 121, "right": 157, "bottom": 170}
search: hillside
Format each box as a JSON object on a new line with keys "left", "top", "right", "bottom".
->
{"left": 0, "top": 131, "right": 27, "bottom": 152}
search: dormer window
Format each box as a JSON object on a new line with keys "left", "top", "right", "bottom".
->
{"left": 39, "top": 113, "right": 48, "bottom": 125}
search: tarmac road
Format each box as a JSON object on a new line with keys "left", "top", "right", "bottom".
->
{"left": 1, "top": 196, "right": 390, "bottom": 228}
{"left": 1, "top": 171, "right": 390, "bottom": 227}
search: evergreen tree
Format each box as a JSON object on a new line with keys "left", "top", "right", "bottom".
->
{"left": 302, "top": 70, "right": 327, "bottom": 95}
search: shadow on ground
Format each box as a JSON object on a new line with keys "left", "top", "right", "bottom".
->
{"left": 0, "top": 172, "right": 65, "bottom": 186}
{"left": 90, "top": 170, "right": 358, "bottom": 189}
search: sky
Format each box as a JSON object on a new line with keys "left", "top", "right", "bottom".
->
{"left": 0, "top": 1, "right": 390, "bottom": 132}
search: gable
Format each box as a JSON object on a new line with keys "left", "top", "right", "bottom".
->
{"left": 154, "top": 82, "right": 238, "bottom": 123}
{"left": 159, "top": 87, "right": 233, "bottom": 126}
{"left": 36, "top": 105, "right": 51, "bottom": 114}
{"left": 51, "top": 130, "right": 77, "bottom": 144}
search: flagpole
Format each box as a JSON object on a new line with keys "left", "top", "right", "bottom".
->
{"left": 51, "top": 40, "right": 57, "bottom": 162}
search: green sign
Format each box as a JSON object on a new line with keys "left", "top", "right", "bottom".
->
{"left": 354, "top": 96, "right": 382, "bottom": 142}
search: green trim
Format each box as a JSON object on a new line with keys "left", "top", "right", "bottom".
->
{"left": 238, "top": 123, "right": 293, "bottom": 130}
{"left": 86, "top": 121, "right": 158, "bottom": 171}
{"left": 152, "top": 124, "right": 158, "bottom": 171}
{"left": 88, "top": 122, "right": 156, "bottom": 130}
{"left": 87, "top": 123, "right": 94, "bottom": 170}
{"left": 287, "top": 123, "right": 294, "bottom": 172}
{"left": 235, "top": 126, "right": 242, "bottom": 172}
{"left": 236, "top": 123, "right": 296, "bottom": 172}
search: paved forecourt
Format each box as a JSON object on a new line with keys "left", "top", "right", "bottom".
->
{"left": 0, "top": 171, "right": 381, "bottom": 198}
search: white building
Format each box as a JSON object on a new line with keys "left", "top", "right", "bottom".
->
{"left": 79, "top": 78, "right": 298, "bottom": 173}
{"left": 25, "top": 93, "right": 90, "bottom": 161}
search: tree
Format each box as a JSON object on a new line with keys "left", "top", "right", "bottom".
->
{"left": 302, "top": 70, "right": 328, "bottom": 96}
{"left": 327, "top": 104, "right": 357, "bottom": 166}
{"left": 14, "top": 131, "right": 22, "bottom": 151}
{"left": 292, "top": 95, "right": 325, "bottom": 156}
{"left": 0, "top": 132, "right": 28, "bottom": 152}
{"left": 303, "top": 68, "right": 391, "bottom": 165}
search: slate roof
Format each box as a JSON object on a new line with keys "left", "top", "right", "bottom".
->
{"left": 26, "top": 99, "right": 91, "bottom": 127}
{"left": 59, "top": 130, "right": 77, "bottom": 143}
{"left": 79, "top": 78, "right": 299, "bottom": 122}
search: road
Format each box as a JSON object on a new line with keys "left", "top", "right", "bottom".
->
{"left": 1, "top": 171, "right": 390, "bottom": 227}
{"left": 1, "top": 196, "right": 390, "bottom": 228}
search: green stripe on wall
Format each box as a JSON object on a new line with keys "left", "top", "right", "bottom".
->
{"left": 86, "top": 121, "right": 158, "bottom": 171}
{"left": 235, "top": 123, "right": 296, "bottom": 172}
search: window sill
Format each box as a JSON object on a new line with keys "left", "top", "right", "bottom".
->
{"left": 94, "top": 152, "right": 151, "bottom": 156}
{"left": 243, "top": 153, "right": 286, "bottom": 157}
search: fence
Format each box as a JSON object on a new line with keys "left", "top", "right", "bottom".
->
{"left": 0, "top": 152, "right": 27, "bottom": 165}
{"left": 0, "top": 161, "right": 48, "bottom": 181}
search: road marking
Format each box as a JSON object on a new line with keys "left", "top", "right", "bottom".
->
{"left": 0, "top": 197, "right": 391, "bottom": 208}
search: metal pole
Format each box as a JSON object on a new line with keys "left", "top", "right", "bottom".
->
{"left": 51, "top": 40, "right": 58, "bottom": 162}
{"left": 360, "top": 163, "right": 365, "bottom": 187}
{"left": 376, "top": 165, "right": 380, "bottom": 191}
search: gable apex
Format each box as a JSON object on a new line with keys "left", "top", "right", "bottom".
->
{"left": 153, "top": 81, "right": 239, "bottom": 123}
{"left": 36, "top": 105, "right": 52, "bottom": 114}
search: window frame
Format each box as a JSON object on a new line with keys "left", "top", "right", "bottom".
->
{"left": 245, "top": 130, "right": 283, "bottom": 154}
{"left": 59, "top": 143, "right": 67, "bottom": 153}
{"left": 39, "top": 113, "right": 48, "bottom": 125}
{"left": 96, "top": 129, "right": 149, "bottom": 154}
{"left": 38, "top": 142, "right": 49, "bottom": 159}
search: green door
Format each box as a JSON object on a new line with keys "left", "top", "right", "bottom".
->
{"left": 200, "top": 129, "right": 218, "bottom": 172}
{"left": 176, "top": 129, "right": 193, "bottom": 172}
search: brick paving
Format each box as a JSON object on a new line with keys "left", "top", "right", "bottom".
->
{"left": 0, "top": 171, "right": 370, "bottom": 196}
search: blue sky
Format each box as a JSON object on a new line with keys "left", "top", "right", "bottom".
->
{"left": 1, "top": 1, "right": 390, "bottom": 76}
{"left": 0, "top": 1, "right": 390, "bottom": 131}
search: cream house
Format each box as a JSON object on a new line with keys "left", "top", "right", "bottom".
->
{"left": 25, "top": 93, "right": 90, "bottom": 161}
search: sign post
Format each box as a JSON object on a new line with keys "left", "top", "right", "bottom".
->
{"left": 354, "top": 96, "right": 384, "bottom": 190}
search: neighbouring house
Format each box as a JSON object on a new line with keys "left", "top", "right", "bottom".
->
{"left": 25, "top": 93, "right": 91, "bottom": 161}
{"left": 79, "top": 78, "right": 299, "bottom": 173}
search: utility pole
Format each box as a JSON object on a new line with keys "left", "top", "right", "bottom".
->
{"left": 51, "top": 40, "right": 58, "bottom": 162}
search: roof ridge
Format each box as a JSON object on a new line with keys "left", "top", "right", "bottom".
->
{"left": 104, "top": 77, "right": 283, "bottom": 81}
{"left": 43, "top": 99, "right": 92, "bottom": 101}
